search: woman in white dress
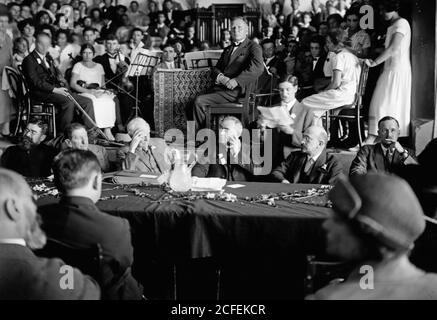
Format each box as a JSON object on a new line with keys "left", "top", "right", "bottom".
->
{"left": 364, "top": 0, "right": 411, "bottom": 144}
{"left": 301, "top": 29, "right": 361, "bottom": 122}
{"left": 70, "top": 44, "right": 116, "bottom": 141}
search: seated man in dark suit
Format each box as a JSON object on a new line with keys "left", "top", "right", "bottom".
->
{"left": 271, "top": 126, "right": 342, "bottom": 184}
{"left": 350, "top": 116, "right": 417, "bottom": 176}
{"left": 94, "top": 34, "right": 130, "bottom": 128}
{"left": 193, "top": 17, "right": 264, "bottom": 130}
{"left": 39, "top": 149, "right": 143, "bottom": 300}
{"left": 309, "top": 35, "right": 330, "bottom": 92}
{"left": 1, "top": 119, "right": 57, "bottom": 178}
{"left": 0, "top": 168, "right": 100, "bottom": 299}
{"left": 258, "top": 76, "right": 314, "bottom": 168}
{"left": 192, "top": 116, "right": 254, "bottom": 181}
{"left": 21, "top": 32, "right": 95, "bottom": 132}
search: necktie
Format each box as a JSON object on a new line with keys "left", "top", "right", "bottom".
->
{"left": 385, "top": 148, "right": 393, "bottom": 166}
{"left": 304, "top": 157, "right": 314, "bottom": 174}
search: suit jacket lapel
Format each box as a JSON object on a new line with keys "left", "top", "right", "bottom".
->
{"left": 374, "top": 143, "right": 386, "bottom": 171}
{"left": 308, "top": 150, "right": 327, "bottom": 183}
{"left": 149, "top": 145, "right": 164, "bottom": 173}
{"left": 228, "top": 38, "right": 249, "bottom": 66}
{"left": 32, "top": 51, "right": 50, "bottom": 73}
{"left": 292, "top": 153, "right": 306, "bottom": 183}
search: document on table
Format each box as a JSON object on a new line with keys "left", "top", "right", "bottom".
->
{"left": 257, "top": 106, "right": 294, "bottom": 128}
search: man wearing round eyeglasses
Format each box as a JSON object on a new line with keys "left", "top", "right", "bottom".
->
{"left": 350, "top": 116, "right": 417, "bottom": 176}
{"left": 1, "top": 119, "right": 57, "bottom": 177}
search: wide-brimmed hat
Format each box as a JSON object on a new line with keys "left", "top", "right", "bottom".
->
{"left": 329, "top": 173, "right": 425, "bottom": 251}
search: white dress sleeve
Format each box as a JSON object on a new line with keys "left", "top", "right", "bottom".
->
{"left": 71, "top": 62, "right": 82, "bottom": 75}
{"left": 332, "top": 51, "right": 345, "bottom": 73}
{"left": 393, "top": 19, "right": 409, "bottom": 36}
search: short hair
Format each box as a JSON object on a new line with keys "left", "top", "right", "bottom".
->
{"left": 280, "top": 75, "right": 299, "bottom": 87}
{"left": 80, "top": 43, "right": 95, "bottom": 55}
{"left": 53, "top": 149, "right": 101, "bottom": 193}
{"left": 126, "top": 117, "right": 150, "bottom": 136}
{"left": 35, "top": 31, "right": 51, "bottom": 42}
{"left": 378, "top": 116, "right": 400, "bottom": 128}
{"left": 130, "top": 1, "right": 139, "bottom": 6}
{"left": 13, "top": 37, "right": 29, "bottom": 54}
{"left": 382, "top": 0, "right": 400, "bottom": 13}
{"left": 219, "top": 116, "right": 243, "bottom": 137}
{"left": 310, "top": 35, "right": 325, "bottom": 48}
{"left": 327, "top": 28, "right": 347, "bottom": 46}
{"left": 55, "top": 29, "right": 70, "bottom": 41}
{"left": 82, "top": 27, "right": 96, "bottom": 35}
{"left": 37, "top": 24, "right": 54, "bottom": 37}
{"left": 161, "top": 42, "right": 174, "bottom": 50}
{"left": 28, "top": 118, "right": 48, "bottom": 135}
{"left": 17, "top": 18, "right": 34, "bottom": 33}
{"left": 130, "top": 27, "right": 143, "bottom": 37}
{"left": 261, "top": 38, "right": 275, "bottom": 48}
{"left": 105, "top": 33, "right": 118, "bottom": 42}
{"left": 64, "top": 123, "right": 86, "bottom": 140}
{"left": 90, "top": 8, "right": 102, "bottom": 17}
{"left": 327, "top": 13, "right": 343, "bottom": 25}
{"left": 7, "top": 2, "right": 20, "bottom": 10}
{"left": 232, "top": 16, "right": 248, "bottom": 26}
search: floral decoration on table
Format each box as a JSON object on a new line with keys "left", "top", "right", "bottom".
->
{"left": 244, "top": 185, "right": 333, "bottom": 208}
{"left": 31, "top": 183, "right": 59, "bottom": 198}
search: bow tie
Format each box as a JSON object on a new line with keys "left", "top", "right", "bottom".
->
{"left": 108, "top": 55, "right": 117, "bottom": 59}
{"left": 232, "top": 42, "right": 241, "bottom": 48}
{"left": 313, "top": 57, "right": 319, "bottom": 61}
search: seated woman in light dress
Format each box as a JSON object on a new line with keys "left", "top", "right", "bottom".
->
{"left": 301, "top": 29, "right": 362, "bottom": 123}
{"left": 70, "top": 44, "right": 116, "bottom": 141}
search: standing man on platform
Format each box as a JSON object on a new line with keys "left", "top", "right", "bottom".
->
{"left": 193, "top": 16, "right": 264, "bottom": 130}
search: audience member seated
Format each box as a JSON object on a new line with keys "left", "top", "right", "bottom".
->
{"left": 310, "top": 35, "right": 330, "bottom": 92}
{"left": 116, "top": 117, "right": 171, "bottom": 173}
{"left": 182, "top": 24, "right": 200, "bottom": 52}
{"left": 193, "top": 17, "right": 264, "bottom": 130}
{"left": 94, "top": 34, "right": 130, "bottom": 127}
{"left": 344, "top": 8, "right": 371, "bottom": 58}
{"left": 258, "top": 38, "right": 284, "bottom": 90}
{"left": 62, "top": 123, "right": 111, "bottom": 172}
{"left": 307, "top": 173, "right": 437, "bottom": 300}
{"left": 350, "top": 116, "right": 417, "bottom": 176}
{"left": 192, "top": 116, "right": 254, "bottom": 181}
{"left": 83, "top": 27, "right": 106, "bottom": 56}
{"left": 258, "top": 76, "right": 314, "bottom": 167}
{"left": 129, "top": 27, "right": 147, "bottom": 63}
{"left": 301, "top": 29, "right": 361, "bottom": 123}
{"left": 70, "top": 44, "right": 117, "bottom": 141}
{"left": 21, "top": 32, "right": 96, "bottom": 132}
{"left": 270, "top": 126, "right": 342, "bottom": 184}
{"left": 0, "top": 168, "right": 100, "bottom": 300}
{"left": 153, "top": 43, "right": 183, "bottom": 71}
{"left": 1, "top": 119, "right": 57, "bottom": 178}
{"left": 39, "top": 149, "right": 143, "bottom": 300}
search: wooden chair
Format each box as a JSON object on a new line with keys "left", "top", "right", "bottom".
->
{"left": 304, "top": 255, "right": 353, "bottom": 296}
{"left": 34, "top": 238, "right": 103, "bottom": 284}
{"left": 4, "top": 66, "right": 27, "bottom": 136}
{"left": 18, "top": 69, "right": 57, "bottom": 138}
{"left": 323, "top": 62, "right": 370, "bottom": 148}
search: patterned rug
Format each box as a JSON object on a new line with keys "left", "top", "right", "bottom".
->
{"left": 153, "top": 69, "right": 213, "bottom": 137}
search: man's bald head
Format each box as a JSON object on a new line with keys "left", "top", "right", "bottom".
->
{"left": 0, "top": 169, "right": 32, "bottom": 204}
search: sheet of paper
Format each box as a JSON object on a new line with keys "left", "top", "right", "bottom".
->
{"left": 140, "top": 174, "right": 158, "bottom": 178}
{"left": 257, "top": 106, "right": 294, "bottom": 128}
{"left": 226, "top": 184, "right": 246, "bottom": 189}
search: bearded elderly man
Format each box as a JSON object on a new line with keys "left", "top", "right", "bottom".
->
{"left": 1, "top": 119, "right": 57, "bottom": 178}
{"left": 116, "top": 117, "right": 171, "bottom": 173}
{"left": 193, "top": 16, "right": 264, "bottom": 130}
{"left": 0, "top": 168, "right": 100, "bottom": 299}
{"left": 308, "top": 173, "right": 437, "bottom": 300}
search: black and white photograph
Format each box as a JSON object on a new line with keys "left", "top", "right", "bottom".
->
{"left": 0, "top": 0, "right": 436, "bottom": 312}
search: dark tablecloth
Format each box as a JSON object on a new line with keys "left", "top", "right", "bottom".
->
{"left": 37, "top": 182, "right": 331, "bottom": 299}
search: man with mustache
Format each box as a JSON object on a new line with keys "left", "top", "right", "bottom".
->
{"left": 350, "top": 116, "right": 417, "bottom": 176}
{"left": 1, "top": 119, "right": 57, "bottom": 178}
{"left": 0, "top": 168, "right": 100, "bottom": 299}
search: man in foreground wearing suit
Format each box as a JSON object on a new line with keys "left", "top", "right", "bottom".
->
{"left": 193, "top": 16, "right": 264, "bottom": 130}
{"left": 350, "top": 116, "right": 417, "bottom": 176}
{"left": 21, "top": 32, "right": 96, "bottom": 132}
{"left": 39, "top": 149, "right": 143, "bottom": 300}
{"left": 0, "top": 168, "right": 100, "bottom": 299}
{"left": 258, "top": 75, "right": 314, "bottom": 168}
{"left": 271, "top": 126, "right": 342, "bottom": 184}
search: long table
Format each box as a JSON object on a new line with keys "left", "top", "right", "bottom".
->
{"left": 36, "top": 182, "right": 331, "bottom": 299}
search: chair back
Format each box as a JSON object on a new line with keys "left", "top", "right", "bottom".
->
{"left": 355, "top": 61, "right": 370, "bottom": 108}
{"left": 35, "top": 238, "right": 103, "bottom": 284}
{"left": 4, "top": 66, "right": 29, "bottom": 135}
